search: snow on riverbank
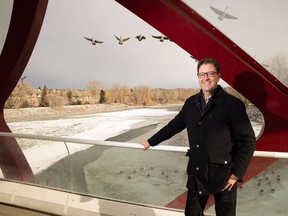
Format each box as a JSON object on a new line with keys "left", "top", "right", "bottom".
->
{"left": 6, "top": 108, "right": 178, "bottom": 174}
{"left": 4, "top": 104, "right": 131, "bottom": 122}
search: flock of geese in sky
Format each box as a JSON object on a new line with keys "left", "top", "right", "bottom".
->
{"left": 84, "top": 5, "right": 237, "bottom": 46}
{"left": 83, "top": 34, "right": 171, "bottom": 45}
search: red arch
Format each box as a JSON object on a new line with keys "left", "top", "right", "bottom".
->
{"left": 0, "top": 0, "right": 48, "bottom": 181}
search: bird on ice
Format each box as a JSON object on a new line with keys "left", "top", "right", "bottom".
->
{"left": 152, "top": 34, "right": 171, "bottom": 42}
{"left": 210, "top": 6, "right": 238, "bottom": 21}
{"left": 114, "top": 35, "right": 130, "bottom": 45}
{"left": 83, "top": 36, "right": 103, "bottom": 45}
{"left": 135, "top": 34, "right": 146, "bottom": 41}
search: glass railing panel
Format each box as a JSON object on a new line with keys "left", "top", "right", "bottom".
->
{"left": 23, "top": 138, "right": 71, "bottom": 190}
{"left": 34, "top": 141, "right": 93, "bottom": 191}
{"left": 0, "top": 132, "right": 189, "bottom": 210}
{"left": 0, "top": 136, "right": 72, "bottom": 190}
{"left": 68, "top": 142, "right": 189, "bottom": 208}
{"left": 205, "top": 158, "right": 288, "bottom": 216}
{"left": 1, "top": 132, "right": 287, "bottom": 214}
{"left": 62, "top": 143, "right": 111, "bottom": 193}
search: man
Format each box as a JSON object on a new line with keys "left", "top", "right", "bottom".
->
{"left": 140, "top": 58, "right": 256, "bottom": 216}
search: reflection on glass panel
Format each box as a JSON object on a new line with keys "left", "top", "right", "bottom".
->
{"left": 1, "top": 132, "right": 287, "bottom": 215}
{"left": 205, "top": 158, "right": 288, "bottom": 216}
{"left": 7, "top": 137, "right": 73, "bottom": 190}
{"left": 78, "top": 146, "right": 188, "bottom": 208}
{"left": 0, "top": 0, "right": 13, "bottom": 54}
{"left": 35, "top": 142, "right": 95, "bottom": 192}
{"left": 182, "top": 0, "right": 288, "bottom": 86}
{"left": 1, "top": 134, "right": 189, "bottom": 209}
{"left": 9, "top": 136, "right": 189, "bottom": 209}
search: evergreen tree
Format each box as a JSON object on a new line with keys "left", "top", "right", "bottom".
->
{"left": 40, "top": 85, "right": 49, "bottom": 107}
{"left": 67, "top": 90, "right": 73, "bottom": 105}
{"left": 99, "top": 89, "right": 107, "bottom": 104}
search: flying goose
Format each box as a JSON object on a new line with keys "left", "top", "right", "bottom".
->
{"left": 210, "top": 6, "right": 238, "bottom": 21}
{"left": 152, "top": 34, "right": 171, "bottom": 42}
{"left": 114, "top": 35, "right": 130, "bottom": 45}
{"left": 83, "top": 36, "right": 103, "bottom": 45}
{"left": 135, "top": 34, "right": 146, "bottom": 41}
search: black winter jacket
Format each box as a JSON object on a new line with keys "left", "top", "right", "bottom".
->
{"left": 148, "top": 85, "right": 256, "bottom": 194}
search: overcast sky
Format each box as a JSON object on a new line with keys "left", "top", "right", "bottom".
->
{"left": 185, "top": 0, "right": 288, "bottom": 63}
{"left": 0, "top": 0, "right": 13, "bottom": 55}
{"left": 1, "top": 0, "right": 287, "bottom": 90}
{"left": 22, "top": 0, "right": 203, "bottom": 90}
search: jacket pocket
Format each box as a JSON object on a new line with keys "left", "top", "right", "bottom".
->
{"left": 208, "top": 162, "right": 232, "bottom": 193}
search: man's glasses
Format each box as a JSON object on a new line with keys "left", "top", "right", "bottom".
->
{"left": 197, "top": 71, "right": 217, "bottom": 78}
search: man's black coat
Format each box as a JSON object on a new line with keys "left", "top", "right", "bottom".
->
{"left": 148, "top": 85, "right": 256, "bottom": 194}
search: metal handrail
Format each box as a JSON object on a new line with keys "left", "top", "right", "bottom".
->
{"left": 0, "top": 131, "right": 288, "bottom": 158}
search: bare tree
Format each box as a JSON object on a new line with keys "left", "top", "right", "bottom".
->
{"left": 48, "top": 94, "right": 66, "bottom": 108}
{"left": 5, "top": 82, "right": 35, "bottom": 108}
{"left": 132, "top": 86, "right": 150, "bottom": 105}
{"left": 87, "top": 80, "right": 103, "bottom": 104}
{"left": 267, "top": 53, "right": 288, "bottom": 86}
{"left": 110, "top": 83, "right": 131, "bottom": 104}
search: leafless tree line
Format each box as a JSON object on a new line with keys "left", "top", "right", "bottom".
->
{"left": 5, "top": 81, "right": 255, "bottom": 108}
{"left": 266, "top": 53, "right": 288, "bottom": 86}
{"left": 4, "top": 81, "right": 200, "bottom": 109}
{"left": 5, "top": 80, "right": 264, "bottom": 123}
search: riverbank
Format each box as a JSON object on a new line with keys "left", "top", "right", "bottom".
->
{"left": 4, "top": 103, "right": 262, "bottom": 123}
{"left": 4, "top": 104, "right": 134, "bottom": 122}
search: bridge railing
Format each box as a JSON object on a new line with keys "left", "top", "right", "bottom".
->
{"left": 0, "top": 132, "right": 287, "bottom": 216}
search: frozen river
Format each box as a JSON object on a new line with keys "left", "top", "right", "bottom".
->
{"left": 7, "top": 107, "right": 179, "bottom": 174}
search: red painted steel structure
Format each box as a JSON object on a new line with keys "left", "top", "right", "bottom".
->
{"left": 0, "top": 0, "right": 287, "bottom": 195}
{"left": 0, "top": 0, "right": 48, "bottom": 181}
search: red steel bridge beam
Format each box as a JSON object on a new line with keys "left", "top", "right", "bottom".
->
{"left": 0, "top": 0, "right": 48, "bottom": 181}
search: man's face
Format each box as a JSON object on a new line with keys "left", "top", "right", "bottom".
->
{"left": 198, "top": 63, "right": 220, "bottom": 94}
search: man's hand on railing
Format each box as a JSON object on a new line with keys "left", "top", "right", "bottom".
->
{"left": 139, "top": 140, "right": 151, "bottom": 151}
